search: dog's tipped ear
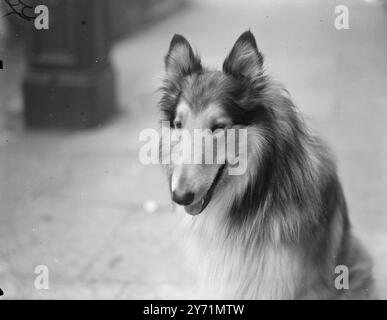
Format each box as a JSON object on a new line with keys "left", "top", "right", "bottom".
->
{"left": 164, "top": 34, "right": 202, "bottom": 77}
{"left": 223, "top": 31, "right": 264, "bottom": 81}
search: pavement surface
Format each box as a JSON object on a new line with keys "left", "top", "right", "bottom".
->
{"left": 0, "top": 0, "right": 386, "bottom": 299}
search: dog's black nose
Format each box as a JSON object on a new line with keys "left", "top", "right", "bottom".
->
{"left": 172, "top": 191, "right": 194, "bottom": 206}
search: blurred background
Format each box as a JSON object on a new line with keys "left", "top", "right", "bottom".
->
{"left": 0, "top": 0, "right": 386, "bottom": 299}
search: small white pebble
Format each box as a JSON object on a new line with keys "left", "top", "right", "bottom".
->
{"left": 143, "top": 200, "right": 158, "bottom": 213}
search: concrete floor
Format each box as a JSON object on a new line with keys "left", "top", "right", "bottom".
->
{"left": 0, "top": 0, "right": 386, "bottom": 299}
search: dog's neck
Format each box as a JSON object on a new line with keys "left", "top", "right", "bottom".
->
{"left": 180, "top": 203, "right": 309, "bottom": 299}
{"left": 178, "top": 136, "right": 324, "bottom": 299}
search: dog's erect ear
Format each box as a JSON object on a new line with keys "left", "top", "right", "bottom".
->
{"left": 164, "top": 34, "right": 202, "bottom": 77}
{"left": 223, "top": 31, "right": 264, "bottom": 81}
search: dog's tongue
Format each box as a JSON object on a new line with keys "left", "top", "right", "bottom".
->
{"left": 184, "top": 201, "right": 203, "bottom": 216}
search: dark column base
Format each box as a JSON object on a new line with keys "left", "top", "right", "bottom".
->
{"left": 23, "top": 64, "right": 116, "bottom": 129}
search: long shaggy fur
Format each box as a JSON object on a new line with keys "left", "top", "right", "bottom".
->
{"left": 159, "top": 31, "right": 374, "bottom": 299}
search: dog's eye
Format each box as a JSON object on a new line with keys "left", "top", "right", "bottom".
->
{"left": 173, "top": 120, "right": 182, "bottom": 129}
{"left": 211, "top": 123, "right": 226, "bottom": 132}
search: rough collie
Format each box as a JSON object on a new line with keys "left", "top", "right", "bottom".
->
{"left": 158, "top": 31, "right": 374, "bottom": 299}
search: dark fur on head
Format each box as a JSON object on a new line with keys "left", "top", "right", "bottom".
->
{"left": 159, "top": 31, "right": 327, "bottom": 233}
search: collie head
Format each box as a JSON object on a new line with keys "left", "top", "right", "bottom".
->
{"left": 158, "top": 31, "right": 324, "bottom": 237}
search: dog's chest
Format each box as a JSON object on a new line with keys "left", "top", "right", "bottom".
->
{"left": 203, "top": 242, "right": 303, "bottom": 299}
{"left": 182, "top": 215, "right": 305, "bottom": 299}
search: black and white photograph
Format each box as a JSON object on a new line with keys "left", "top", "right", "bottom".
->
{"left": 0, "top": 0, "right": 386, "bottom": 303}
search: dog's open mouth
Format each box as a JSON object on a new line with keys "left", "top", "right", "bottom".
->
{"left": 184, "top": 165, "right": 225, "bottom": 216}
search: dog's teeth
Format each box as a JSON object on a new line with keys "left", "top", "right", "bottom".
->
{"left": 201, "top": 199, "right": 205, "bottom": 206}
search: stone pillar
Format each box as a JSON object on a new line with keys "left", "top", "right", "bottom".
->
{"left": 23, "top": 0, "right": 116, "bottom": 128}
